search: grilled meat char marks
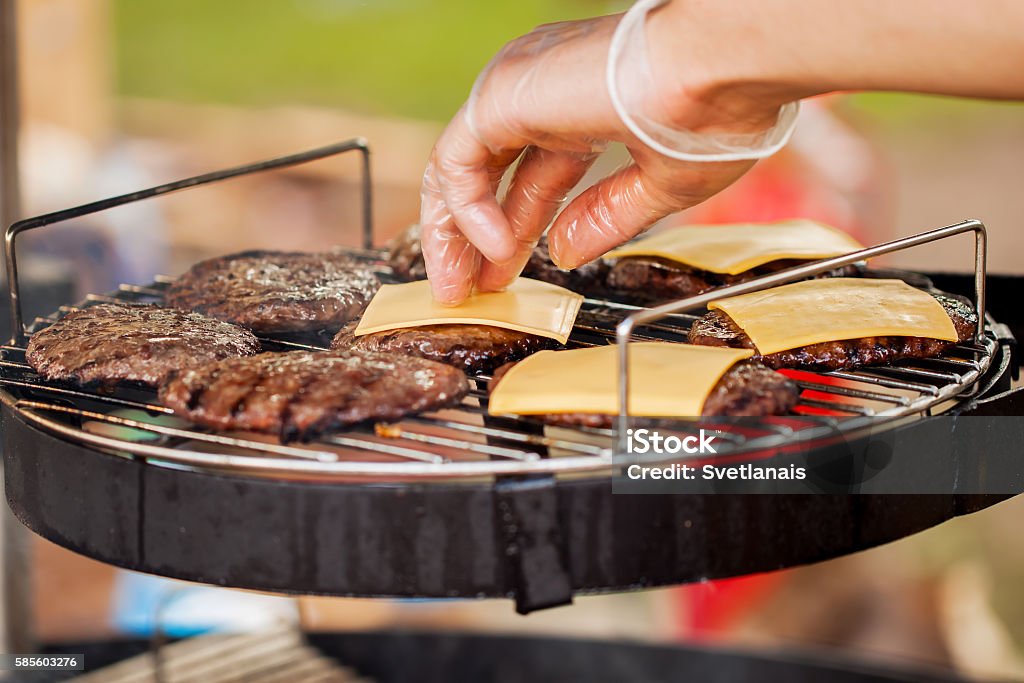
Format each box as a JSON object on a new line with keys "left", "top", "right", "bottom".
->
{"left": 488, "top": 361, "right": 799, "bottom": 429}
{"left": 688, "top": 293, "right": 976, "bottom": 371}
{"left": 160, "top": 350, "right": 470, "bottom": 441}
{"left": 165, "top": 250, "right": 379, "bottom": 333}
{"left": 332, "top": 322, "right": 559, "bottom": 375}
{"left": 25, "top": 304, "right": 259, "bottom": 387}
{"left": 703, "top": 362, "right": 801, "bottom": 416}
{"left": 607, "top": 257, "right": 859, "bottom": 305}
{"left": 388, "top": 225, "right": 609, "bottom": 295}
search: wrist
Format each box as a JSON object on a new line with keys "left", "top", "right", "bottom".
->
{"left": 644, "top": 0, "right": 818, "bottom": 136}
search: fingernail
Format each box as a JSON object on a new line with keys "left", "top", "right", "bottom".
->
{"left": 549, "top": 232, "right": 581, "bottom": 270}
{"left": 477, "top": 281, "right": 510, "bottom": 293}
{"left": 489, "top": 239, "right": 518, "bottom": 265}
{"left": 435, "top": 295, "right": 465, "bottom": 307}
{"left": 556, "top": 257, "right": 581, "bottom": 271}
{"left": 431, "top": 284, "right": 465, "bottom": 306}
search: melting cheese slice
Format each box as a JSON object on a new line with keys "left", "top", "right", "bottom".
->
{"left": 708, "top": 278, "right": 960, "bottom": 356}
{"left": 605, "top": 219, "right": 863, "bottom": 275}
{"left": 488, "top": 343, "right": 754, "bottom": 417}
{"left": 354, "top": 278, "right": 583, "bottom": 345}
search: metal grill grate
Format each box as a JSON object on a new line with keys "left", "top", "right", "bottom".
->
{"left": 0, "top": 248, "right": 999, "bottom": 482}
{"left": 0, "top": 141, "right": 1002, "bottom": 482}
{"left": 70, "top": 627, "right": 370, "bottom": 683}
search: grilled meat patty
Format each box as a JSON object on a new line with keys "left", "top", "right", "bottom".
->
{"left": 160, "top": 349, "right": 470, "bottom": 440}
{"left": 387, "top": 224, "right": 427, "bottom": 280}
{"left": 606, "top": 257, "right": 858, "bottom": 305}
{"left": 688, "top": 293, "right": 977, "bottom": 370}
{"left": 165, "top": 250, "right": 379, "bottom": 333}
{"left": 387, "top": 224, "right": 608, "bottom": 295}
{"left": 522, "top": 235, "right": 610, "bottom": 294}
{"left": 488, "top": 360, "right": 800, "bottom": 428}
{"left": 26, "top": 304, "right": 260, "bottom": 387}
{"left": 331, "top": 321, "right": 558, "bottom": 374}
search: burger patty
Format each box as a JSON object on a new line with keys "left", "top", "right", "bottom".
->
{"left": 687, "top": 293, "right": 977, "bottom": 370}
{"left": 387, "top": 225, "right": 608, "bottom": 295}
{"left": 606, "top": 257, "right": 859, "bottom": 305}
{"left": 165, "top": 250, "right": 379, "bottom": 333}
{"left": 331, "top": 322, "right": 558, "bottom": 374}
{"left": 26, "top": 304, "right": 260, "bottom": 387}
{"left": 160, "top": 349, "right": 470, "bottom": 441}
{"left": 521, "top": 235, "right": 610, "bottom": 295}
{"left": 387, "top": 224, "right": 428, "bottom": 280}
{"left": 488, "top": 360, "right": 799, "bottom": 429}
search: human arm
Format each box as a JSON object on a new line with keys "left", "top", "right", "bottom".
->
{"left": 421, "top": 0, "right": 1024, "bottom": 304}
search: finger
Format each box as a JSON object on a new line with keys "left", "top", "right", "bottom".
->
{"left": 477, "top": 147, "right": 597, "bottom": 292}
{"left": 488, "top": 147, "right": 525, "bottom": 194}
{"left": 420, "top": 162, "right": 480, "bottom": 305}
{"left": 432, "top": 112, "right": 520, "bottom": 265}
{"left": 546, "top": 163, "right": 683, "bottom": 270}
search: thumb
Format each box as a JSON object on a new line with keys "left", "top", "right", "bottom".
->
{"left": 546, "top": 164, "right": 679, "bottom": 270}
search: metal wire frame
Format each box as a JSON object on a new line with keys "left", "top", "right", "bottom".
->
{"left": 0, "top": 142, "right": 1000, "bottom": 480}
{"left": 614, "top": 219, "right": 989, "bottom": 440}
{"left": 0, "top": 248, "right": 999, "bottom": 481}
{"left": 4, "top": 138, "right": 374, "bottom": 346}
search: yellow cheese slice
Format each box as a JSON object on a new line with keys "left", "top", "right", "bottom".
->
{"left": 354, "top": 278, "right": 583, "bottom": 345}
{"left": 708, "top": 278, "right": 960, "bottom": 356}
{"left": 605, "top": 219, "right": 863, "bottom": 275}
{"left": 488, "top": 343, "right": 755, "bottom": 417}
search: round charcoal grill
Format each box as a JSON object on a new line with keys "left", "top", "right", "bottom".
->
{"left": 1, "top": 142, "right": 1020, "bottom": 613}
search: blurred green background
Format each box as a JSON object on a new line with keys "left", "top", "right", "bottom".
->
{"left": 108, "top": 0, "right": 1024, "bottom": 275}
{"left": 112, "top": 0, "right": 1024, "bottom": 124}
{"left": 113, "top": 0, "right": 597, "bottom": 121}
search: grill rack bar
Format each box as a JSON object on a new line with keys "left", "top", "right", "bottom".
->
{"left": 5, "top": 138, "right": 374, "bottom": 345}
{"left": 0, "top": 254, "right": 999, "bottom": 480}
{"left": 615, "top": 219, "right": 988, "bottom": 438}
{"left": 0, "top": 141, "right": 1001, "bottom": 480}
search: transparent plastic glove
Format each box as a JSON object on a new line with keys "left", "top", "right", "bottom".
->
{"left": 420, "top": 4, "right": 798, "bottom": 304}
{"left": 609, "top": 0, "right": 799, "bottom": 162}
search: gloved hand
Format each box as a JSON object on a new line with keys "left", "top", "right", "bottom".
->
{"left": 420, "top": 2, "right": 798, "bottom": 304}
